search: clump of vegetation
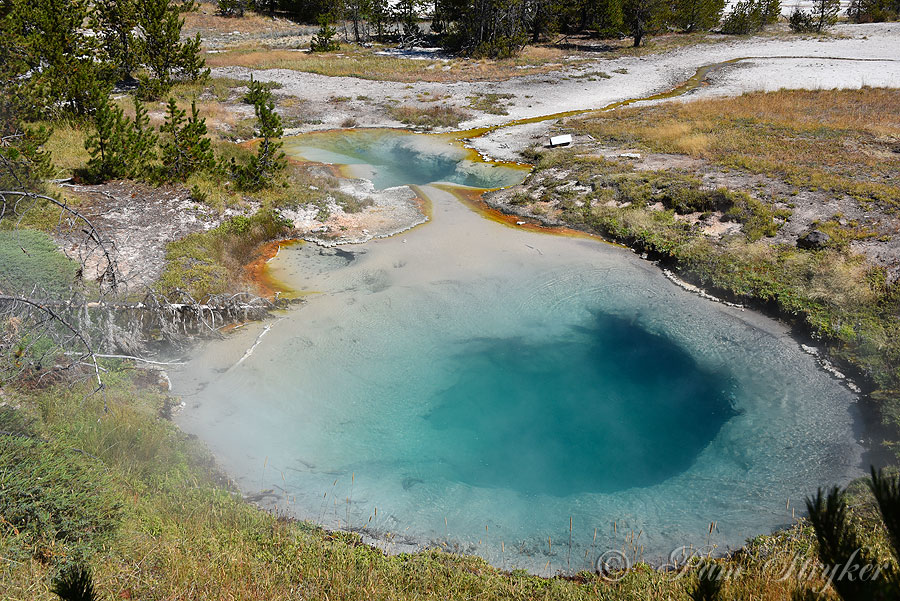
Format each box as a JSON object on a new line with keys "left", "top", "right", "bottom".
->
{"left": 0, "top": 230, "right": 78, "bottom": 297}
{"left": 51, "top": 564, "right": 98, "bottom": 601}
{"left": 0, "top": 435, "right": 122, "bottom": 564}
{"left": 720, "top": 0, "right": 780, "bottom": 33}
{"left": 216, "top": 0, "right": 246, "bottom": 17}
{"left": 158, "top": 209, "right": 292, "bottom": 299}
{"left": 390, "top": 105, "right": 470, "bottom": 129}
{"left": 800, "top": 468, "right": 900, "bottom": 599}
{"left": 310, "top": 14, "right": 340, "bottom": 52}
{"left": 231, "top": 77, "right": 287, "bottom": 191}
{"left": 467, "top": 93, "right": 514, "bottom": 115}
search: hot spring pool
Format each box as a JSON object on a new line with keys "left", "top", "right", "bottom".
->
{"left": 172, "top": 129, "right": 863, "bottom": 574}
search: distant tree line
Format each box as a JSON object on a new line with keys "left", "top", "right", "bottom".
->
{"left": 225, "top": 0, "right": 897, "bottom": 57}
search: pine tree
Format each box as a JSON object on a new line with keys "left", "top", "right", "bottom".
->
{"left": 623, "top": 0, "right": 667, "bottom": 46}
{"left": 365, "top": 0, "right": 392, "bottom": 40}
{"left": 127, "top": 100, "right": 159, "bottom": 179}
{"left": 672, "top": 0, "right": 725, "bottom": 31}
{"left": 90, "top": 0, "right": 140, "bottom": 83}
{"left": 0, "top": 98, "right": 53, "bottom": 191}
{"left": 217, "top": 0, "right": 247, "bottom": 16}
{"left": 395, "top": 0, "right": 424, "bottom": 43}
{"left": 720, "top": 0, "right": 778, "bottom": 33}
{"left": 85, "top": 96, "right": 159, "bottom": 182}
{"left": 159, "top": 99, "right": 215, "bottom": 181}
{"left": 233, "top": 80, "right": 286, "bottom": 191}
{"left": 310, "top": 15, "right": 341, "bottom": 52}
{"left": 3, "top": 0, "right": 104, "bottom": 118}
{"left": 135, "top": 0, "right": 209, "bottom": 99}
{"left": 242, "top": 75, "right": 270, "bottom": 107}
{"left": 592, "top": 0, "right": 625, "bottom": 37}
{"left": 434, "top": 0, "right": 530, "bottom": 57}
{"left": 85, "top": 94, "right": 130, "bottom": 182}
{"left": 810, "top": 0, "right": 840, "bottom": 29}
{"left": 847, "top": 0, "right": 899, "bottom": 22}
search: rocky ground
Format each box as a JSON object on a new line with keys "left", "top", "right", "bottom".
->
{"left": 58, "top": 181, "right": 249, "bottom": 291}
{"left": 485, "top": 139, "right": 900, "bottom": 282}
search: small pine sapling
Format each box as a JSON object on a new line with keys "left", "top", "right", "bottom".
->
{"left": 232, "top": 79, "right": 286, "bottom": 191}
{"left": 159, "top": 99, "right": 215, "bottom": 181}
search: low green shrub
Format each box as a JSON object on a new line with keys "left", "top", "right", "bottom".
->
{"left": 0, "top": 436, "right": 122, "bottom": 563}
{"left": 0, "top": 229, "right": 78, "bottom": 297}
{"left": 389, "top": 105, "right": 471, "bottom": 130}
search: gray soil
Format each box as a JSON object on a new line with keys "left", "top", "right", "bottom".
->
{"left": 59, "top": 181, "right": 248, "bottom": 291}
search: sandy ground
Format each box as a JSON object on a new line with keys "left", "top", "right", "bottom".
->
{"left": 212, "top": 23, "right": 900, "bottom": 159}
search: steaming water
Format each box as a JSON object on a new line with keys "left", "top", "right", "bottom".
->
{"left": 172, "top": 130, "right": 863, "bottom": 574}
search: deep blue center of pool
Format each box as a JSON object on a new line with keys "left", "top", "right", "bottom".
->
{"left": 425, "top": 313, "right": 736, "bottom": 496}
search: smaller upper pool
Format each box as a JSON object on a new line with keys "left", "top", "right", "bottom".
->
{"left": 282, "top": 129, "right": 530, "bottom": 191}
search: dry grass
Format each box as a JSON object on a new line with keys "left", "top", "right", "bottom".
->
{"left": 389, "top": 104, "right": 471, "bottom": 129}
{"left": 40, "top": 123, "right": 91, "bottom": 178}
{"left": 182, "top": 2, "right": 301, "bottom": 40}
{"left": 205, "top": 44, "right": 580, "bottom": 83}
{"left": 575, "top": 87, "right": 900, "bottom": 209}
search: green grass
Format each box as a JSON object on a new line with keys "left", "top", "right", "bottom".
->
{"left": 169, "top": 77, "right": 283, "bottom": 104}
{"left": 157, "top": 209, "right": 292, "bottom": 299}
{"left": 0, "top": 430, "right": 123, "bottom": 566}
{"left": 0, "top": 229, "right": 78, "bottom": 297}
{"left": 467, "top": 93, "right": 515, "bottom": 115}
{"left": 37, "top": 122, "right": 90, "bottom": 179}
